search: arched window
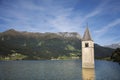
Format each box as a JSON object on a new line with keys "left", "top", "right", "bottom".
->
{"left": 85, "top": 43, "right": 89, "bottom": 47}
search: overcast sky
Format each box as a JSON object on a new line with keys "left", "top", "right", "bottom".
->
{"left": 0, "top": 0, "right": 120, "bottom": 45}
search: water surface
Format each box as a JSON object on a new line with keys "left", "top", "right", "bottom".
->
{"left": 0, "top": 60, "right": 120, "bottom": 80}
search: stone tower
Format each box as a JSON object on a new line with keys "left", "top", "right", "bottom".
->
{"left": 82, "top": 27, "right": 94, "bottom": 68}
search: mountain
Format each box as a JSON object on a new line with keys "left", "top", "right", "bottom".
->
{"left": 0, "top": 29, "right": 114, "bottom": 60}
{"left": 94, "top": 44, "right": 114, "bottom": 58}
{"left": 104, "top": 43, "right": 120, "bottom": 49}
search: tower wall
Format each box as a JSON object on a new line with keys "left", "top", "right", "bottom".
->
{"left": 82, "top": 41, "right": 94, "bottom": 68}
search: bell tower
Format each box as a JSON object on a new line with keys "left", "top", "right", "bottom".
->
{"left": 82, "top": 27, "right": 94, "bottom": 68}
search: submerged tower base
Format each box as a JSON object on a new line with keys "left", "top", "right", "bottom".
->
{"left": 82, "top": 63, "right": 94, "bottom": 68}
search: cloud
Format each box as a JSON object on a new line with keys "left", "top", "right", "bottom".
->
{"left": 80, "top": 0, "right": 109, "bottom": 25}
{"left": 0, "top": 0, "right": 81, "bottom": 32}
{"left": 95, "top": 18, "right": 120, "bottom": 34}
{"left": 49, "top": 15, "right": 76, "bottom": 32}
{"left": 93, "top": 18, "right": 120, "bottom": 45}
{"left": 47, "top": 7, "right": 82, "bottom": 32}
{"left": 46, "top": 0, "right": 110, "bottom": 33}
{"left": 0, "top": 0, "right": 110, "bottom": 33}
{"left": 98, "top": 36, "right": 120, "bottom": 46}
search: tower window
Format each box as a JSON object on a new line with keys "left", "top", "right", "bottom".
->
{"left": 85, "top": 43, "right": 89, "bottom": 47}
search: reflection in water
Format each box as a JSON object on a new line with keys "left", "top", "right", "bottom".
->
{"left": 82, "top": 68, "right": 95, "bottom": 80}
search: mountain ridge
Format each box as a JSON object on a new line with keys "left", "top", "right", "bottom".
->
{"left": 104, "top": 43, "right": 120, "bottom": 49}
{"left": 0, "top": 29, "right": 114, "bottom": 60}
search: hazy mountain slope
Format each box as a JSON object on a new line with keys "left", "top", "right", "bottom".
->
{"left": 104, "top": 43, "right": 120, "bottom": 49}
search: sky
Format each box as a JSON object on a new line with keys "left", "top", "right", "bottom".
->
{"left": 0, "top": 0, "right": 120, "bottom": 46}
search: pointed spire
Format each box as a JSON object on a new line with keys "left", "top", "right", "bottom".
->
{"left": 82, "top": 27, "right": 92, "bottom": 41}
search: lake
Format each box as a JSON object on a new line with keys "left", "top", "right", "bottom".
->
{"left": 0, "top": 60, "right": 120, "bottom": 80}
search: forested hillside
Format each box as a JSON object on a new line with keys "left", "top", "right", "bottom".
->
{"left": 0, "top": 29, "right": 114, "bottom": 60}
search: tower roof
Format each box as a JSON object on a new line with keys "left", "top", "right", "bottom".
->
{"left": 82, "top": 27, "right": 92, "bottom": 41}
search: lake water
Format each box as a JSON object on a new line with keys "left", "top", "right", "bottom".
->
{"left": 0, "top": 60, "right": 120, "bottom": 80}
